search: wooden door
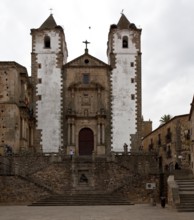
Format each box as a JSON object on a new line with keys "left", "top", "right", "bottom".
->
{"left": 79, "top": 128, "right": 94, "bottom": 155}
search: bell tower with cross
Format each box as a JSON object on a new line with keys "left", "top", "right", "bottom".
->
{"left": 31, "top": 14, "right": 68, "bottom": 153}
{"left": 107, "top": 13, "right": 142, "bottom": 152}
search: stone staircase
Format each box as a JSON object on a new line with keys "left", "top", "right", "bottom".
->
{"left": 29, "top": 193, "right": 134, "bottom": 206}
{"left": 175, "top": 170, "right": 194, "bottom": 212}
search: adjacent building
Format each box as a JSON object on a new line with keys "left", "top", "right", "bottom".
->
{"left": 0, "top": 62, "right": 35, "bottom": 155}
{"left": 142, "top": 114, "right": 190, "bottom": 172}
{"left": 189, "top": 96, "right": 194, "bottom": 174}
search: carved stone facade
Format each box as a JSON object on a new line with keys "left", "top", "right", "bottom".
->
{"left": 0, "top": 62, "right": 34, "bottom": 155}
{"left": 63, "top": 53, "right": 111, "bottom": 156}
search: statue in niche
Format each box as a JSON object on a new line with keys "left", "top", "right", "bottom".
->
{"left": 81, "top": 93, "right": 91, "bottom": 106}
{"left": 67, "top": 108, "right": 72, "bottom": 115}
{"left": 100, "top": 108, "right": 105, "bottom": 115}
{"left": 79, "top": 173, "right": 88, "bottom": 183}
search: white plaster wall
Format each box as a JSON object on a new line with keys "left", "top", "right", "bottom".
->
{"left": 35, "top": 31, "right": 63, "bottom": 152}
{"left": 111, "top": 30, "right": 139, "bottom": 151}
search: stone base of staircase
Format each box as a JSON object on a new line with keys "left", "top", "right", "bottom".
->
{"left": 176, "top": 194, "right": 194, "bottom": 212}
{"left": 175, "top": 171, "right": 194, "bottom": 212}
{"left": 29, "top": 194, "right": 134, "bottom": 206}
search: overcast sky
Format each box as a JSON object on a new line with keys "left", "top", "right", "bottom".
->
{"left": 0, "top": 0, "right": 193, "bottom": 129}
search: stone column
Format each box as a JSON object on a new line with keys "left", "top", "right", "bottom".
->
{"left": 68, "top": 122, "right": 71, "bottom": 145}
{"left": 97, "top": 123, "right": 101, "bottom": 144}
{"left": 72, "top": 120, "right": 75, "bottom": 145}
{"left": 102, "top": 124, "right": 105, "bottom": 144}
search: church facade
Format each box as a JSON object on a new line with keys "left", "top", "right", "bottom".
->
{"left": 0, "top": 13, "right": 142, "bottom": 155}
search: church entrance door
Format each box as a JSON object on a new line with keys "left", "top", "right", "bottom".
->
{"left": 79, "top": 128, "right": 94, "bottom": 155}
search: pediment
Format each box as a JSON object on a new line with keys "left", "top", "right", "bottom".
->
{"left": 64, "top": 53, "right": 110, "bottom": 68}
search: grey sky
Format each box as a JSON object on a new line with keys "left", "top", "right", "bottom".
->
{"left": 0, "top": 0, "right": 193, "bottom": 129}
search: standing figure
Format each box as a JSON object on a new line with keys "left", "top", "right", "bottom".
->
{"left": 70, "top": 149, "right": 74, "bottom": 160}
{"left": 160, "top": 196, "right": 166, "bottom": 208}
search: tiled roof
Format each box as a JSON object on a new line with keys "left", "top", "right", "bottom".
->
{"left": 39, "top": 14, "right": 57, "bottom": 29}
{"left": 117, "top": 14, "right": 130, "bottom": 29}
{"left": 117, "top": 13, "right": 138, "bottom": 30}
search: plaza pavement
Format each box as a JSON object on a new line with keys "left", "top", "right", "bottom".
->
{"left": 0, "top": 204, "right": 193, "bottom": 220}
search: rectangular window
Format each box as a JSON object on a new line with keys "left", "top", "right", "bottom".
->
{"left": 158, "top": 134, "right": 161, "bottom": 145}
{"left": 131, "top": 94, "right": 135, "bottom": 100}
{"left": 37, "top": 95, "right": 41, "bottom": 101}
{"left": 130, "top": 62, "right": 134, "bottom": 67}
{"left": 131, "top": 78, "right": 135, "bottom": 83}
{"left": 83, "top": 73, "right": 90, "bottom": 84}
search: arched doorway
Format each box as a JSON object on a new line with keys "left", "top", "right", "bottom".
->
{"left": 79, "top": 128, "right": 94, "bottom": 155}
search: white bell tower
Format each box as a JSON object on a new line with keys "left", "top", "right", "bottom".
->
{"left": 107, "top": 14, "right": 142, "bottom": 152}
{"left": 31, "top": 14, "right": 68, "bottom": 152}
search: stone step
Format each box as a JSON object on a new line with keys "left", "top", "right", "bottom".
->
{"left": 180, "top": 197, "right": 194, "bottom": 202}
{"left": 176, "top": 180, "right": 194, "bottom": 182}
{"left": 176, "top": 203, "right": 194, "bottom": 212}
{"left": 179, "top": 191, "right": 194, "bottom": 195}
{"left": 30, "top": 194, "right": 134, "bottom": 206}
{"left": 176, "top": 180, "right": 194, "bottom": 190}
{"left": 177, "top": 203, "right": 194, "bottom": 206}
{"left": 178, "top": 182, "right": 194, "bottom": 185}
{"left": 176, "top": 182, "right": 194, "bottom": 185}
{"left": 180, "top": 194, "right": 194, "bottom": 198}
{"left": 179, "top": 188, "right": 194, "bottom": 191}
{"left": 180, "top": 200, "right": 194, "bottom": 203}
{"left": 178, "top": 185, "right": 194, "bottom": 188}
{"left": 175, "top": 177, "right": 194, "bottom": 212}
{"left": 177, "top": 182, "right": 194, "bottom": 185}
{"left": 177, "top": 208, "right": 194, "bottom": 212}
{"left": 174, "top": 169, "right": 194, "bottom": 180}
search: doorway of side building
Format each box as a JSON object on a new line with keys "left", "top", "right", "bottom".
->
{"left": 79, "top": 128, "right": 94, "bottom": 155}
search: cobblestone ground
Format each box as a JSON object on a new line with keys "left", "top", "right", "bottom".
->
{"left": 0, "top": 204, "right": 194, "bottom": 220}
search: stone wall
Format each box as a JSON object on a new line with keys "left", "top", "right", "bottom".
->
{"left": 13, "top": 154, "right": 51, "bottom": 176}
{"left": 0, "top": 176, "right": 50, "bottom": 204}
{"left": 31, "top": 162, "right": 72, "bottom": 194}
{"left": 0, "top": 153, "right": 162, "bottom": 204}
{"left": 114, "top": 174, "right": 160, "bottom": 203}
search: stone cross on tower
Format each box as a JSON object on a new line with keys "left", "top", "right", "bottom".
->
{"left": 50, "top": 8, "right": 53, "bottom": 14}
{"left": 83, "top": 40, "right": 90, "bottom": 53}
